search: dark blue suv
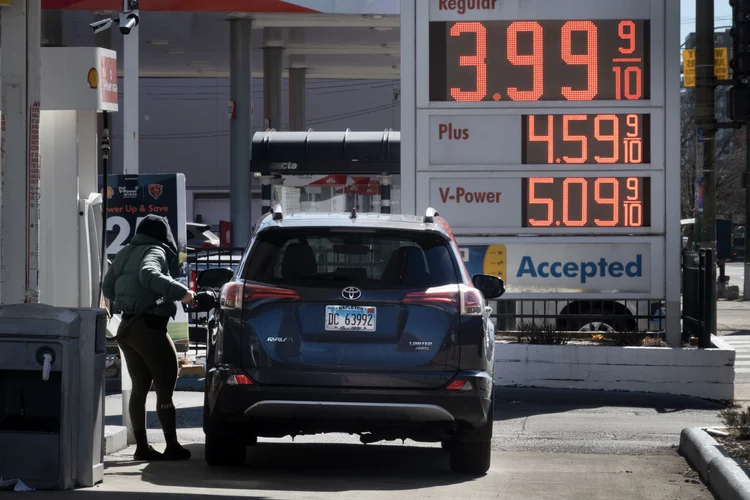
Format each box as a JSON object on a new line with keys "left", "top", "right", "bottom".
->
{"left": 199, "top": 206, "right": 505, "bottom": 474}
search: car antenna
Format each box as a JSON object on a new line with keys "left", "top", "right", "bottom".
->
{"left": 350, "top": 207, "right": 357, "bottom": 219}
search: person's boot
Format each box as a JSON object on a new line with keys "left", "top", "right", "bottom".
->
{"left": 133, "top": 430, "right": 163, "bottom": 461}
{"left": 162, "top": 433, "right": 191, "bottom": 460}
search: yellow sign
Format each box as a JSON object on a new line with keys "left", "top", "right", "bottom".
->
{"left": 682, "top": 48, "right": 729, "bottom": 87}
{"left": 0, "top": 0, "right": 11, "bottom": 5}
{"left": 482, "top": 244, "right": 507, "bottom": 282}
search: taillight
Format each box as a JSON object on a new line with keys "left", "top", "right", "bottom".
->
{"left": 403, "top": 285, "right": 459, "bottom": 308}
{"left": 460, "top": 286, "right": 484, "bottom": 316}
{"left": 446, "top": 379, "right": 473, "bottom": 391}
{"left": 226, "top": 374, "right": 253, "bottom": 385}
{"left": 189, "top": 271, "right": 197, "bottom": 291}
{"left": 220, "top": 282, "right": 299, "bottom": 310}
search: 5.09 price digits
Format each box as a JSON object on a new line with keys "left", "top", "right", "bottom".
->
{"left": 524, "top": 177, "right": 650, "bottom": 229}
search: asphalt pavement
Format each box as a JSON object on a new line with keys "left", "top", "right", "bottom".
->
{"left": 22, "top": 388, "right": 719, "bottom": 499}
{"left": 724, "top": 261, "right": 746, "bottom": 293}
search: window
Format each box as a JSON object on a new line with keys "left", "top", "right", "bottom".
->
{"left": 243, "top": 228, "right": 459, "bottom": 289}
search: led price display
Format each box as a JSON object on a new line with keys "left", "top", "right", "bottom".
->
{"left": 522, "top": 114, "right": 650, "bottom": 165}
{"left": 522, "top": 177, "right": 651, "bottom": 228}
{"left": 429, "top": 20, "right": 650, "bottom": 101}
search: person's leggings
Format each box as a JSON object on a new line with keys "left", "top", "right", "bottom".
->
{"left": 116, "top": 314, "right": 179, "bottom": 444}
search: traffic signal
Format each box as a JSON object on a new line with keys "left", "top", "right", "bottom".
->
{"left": 730, "top": 0, "right": 750, "bottom": 78}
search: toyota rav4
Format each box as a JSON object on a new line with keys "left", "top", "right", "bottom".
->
{"left": 198, "top": 206, "right": 505, "bottom": 474}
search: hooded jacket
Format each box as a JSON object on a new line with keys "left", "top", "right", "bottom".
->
{"left": 102, "top": 214, "right": 188, "bottom": 318}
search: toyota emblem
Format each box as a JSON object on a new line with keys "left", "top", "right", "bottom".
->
{"left": 342, "top": 287, "right": 362, "bottom": 301}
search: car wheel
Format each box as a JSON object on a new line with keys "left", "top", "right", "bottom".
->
{"left": 449, "top": 392, "right": 493, "bottom": 475}
{"left": 205, "top": 430, "right": 246, "bottom": 467}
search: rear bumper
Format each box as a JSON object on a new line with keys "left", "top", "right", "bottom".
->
{"left": 205, "top": 368, "right": 493, "bottom": 436}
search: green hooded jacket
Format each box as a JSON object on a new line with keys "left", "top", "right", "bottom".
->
{"left": 102, "top": 216, "right": 188, "bottom": 318}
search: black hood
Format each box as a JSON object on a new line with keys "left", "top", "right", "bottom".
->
{"left": 135, "top": 214, "right": 179, "bottom": 257}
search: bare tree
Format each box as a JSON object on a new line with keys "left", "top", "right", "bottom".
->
{"left": 680, "top": 88, "right": 746, "bottom": 221}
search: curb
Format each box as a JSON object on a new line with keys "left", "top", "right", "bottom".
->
{"left": 680, "top": 427, "right": 750, "bottom": 500}
{"left": 104, "top": 425, "right": 128, "bottom": 455}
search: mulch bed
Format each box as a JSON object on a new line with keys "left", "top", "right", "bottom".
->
{"left": 717, "top": 435, "right": 750, "bottom": 472}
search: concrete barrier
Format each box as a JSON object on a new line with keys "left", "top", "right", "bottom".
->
{"left": 495, "top": 335, "right": 736, "bottom": 401}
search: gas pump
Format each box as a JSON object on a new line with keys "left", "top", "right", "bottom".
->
{"left": 37, "top": 46, "right": 118, "bottom": 307}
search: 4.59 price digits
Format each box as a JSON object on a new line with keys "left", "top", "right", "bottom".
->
{"left": 522, "top": 114, "right": 650, "bottom": 165}
{"left": 429, "top": 19, "right": 649, "bottom": 102}
{"left": 523, "top": 177, "right": 651, "bottom": 229}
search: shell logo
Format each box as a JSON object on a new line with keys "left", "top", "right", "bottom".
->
{"left": 88, "top": 68, "right": 99, "bottom": 89}
{"left": 101, "top": 186, "right": 114, "bottom": 199}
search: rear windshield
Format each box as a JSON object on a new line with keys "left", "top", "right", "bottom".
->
{"left": 243, "top": 228, "right": 460, "bottom": 289}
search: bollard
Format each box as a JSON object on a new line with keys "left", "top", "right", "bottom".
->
{"left": 699, "top": 248, "right": 714, "bottom": 348}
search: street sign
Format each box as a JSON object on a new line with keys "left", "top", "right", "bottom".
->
{"left": 401, "top": 0, "right": 680, "bottom": 306}
{"left": 682, "top": 47, "right": 729, "bottom": 87}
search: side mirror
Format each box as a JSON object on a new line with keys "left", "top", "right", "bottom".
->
{"left": 197, "top": 268, "right": 234, "bottom": 289}
{"left": 471, "top": 274, "right": 505, "bottom": 299}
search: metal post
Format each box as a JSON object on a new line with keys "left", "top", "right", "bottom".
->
{"left": 229, "top": 19, "right": 253, "bottom": 248}
{"left": 122, "top": 5, "right": 139, "bottom": 174}
{"left": 261, "top": 175, "right": 273, "bottom": 214}
{"left": 745, "top": 126, "right": 750, "bottom": 300}
{"left": 379, "top": 175, "right": 393, "bottom": 214}
{"left": 94, "top": 12, "right": 113, "bottom": 176}
{"left": 289, "top": 66, "right": 307, "bottom": 131}
{"left": 695, "top": 0, "right": 717, "bottom": 333}
{"left": 0, "top": 0, "right": 42, "bottom": 304}
{"left": 263, "top": 28, "right": 283, "bottom": 130}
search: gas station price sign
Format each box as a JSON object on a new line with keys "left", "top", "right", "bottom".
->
{"left": 522, "top": 176, "right": 651, "bottom": 228}
{"left": 522, "top": 114, "right": 650, "bottom": 165}
{"left": 429, "top": 19, "right": 650, "bottom": 102}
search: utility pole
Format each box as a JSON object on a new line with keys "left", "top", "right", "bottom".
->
{"left": 745, "top": 142, "right": 750, "bottom": 300}
{"left": 729, "top": 0, "right": 750, "bottom": 300}
{"left": 696, "top": 0, "right": 717, "bottom": 336}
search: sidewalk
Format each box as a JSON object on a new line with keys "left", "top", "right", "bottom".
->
{"left": 717, "top": 299, "right": 750, "bottom": 333}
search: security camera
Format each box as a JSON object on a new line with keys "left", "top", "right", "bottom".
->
{"left": 119, "top": 13, "right": 139, "bottom": 35}
{"left": 124, "top": 0, "right": 138, "bottom": 10}
{"left": 90, "top": 18, "right": 114, "bottom": 34}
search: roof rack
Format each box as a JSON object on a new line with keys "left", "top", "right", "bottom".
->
{"left": 423, "top": 207, "right": 439, "bottom": 223}
{"left": 271, "top": 204, "right": 284, "bottom": 221}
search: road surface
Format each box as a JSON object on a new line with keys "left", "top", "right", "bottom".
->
{"left": 28, "top": 388, "right": 722, "bottom": 499}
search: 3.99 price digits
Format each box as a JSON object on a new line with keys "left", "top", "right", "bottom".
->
{"left": 523, "top": 177, "right": 651, "bottom": 228}
{"left": 430, "top": 19, "right": 650, "bottom": 102}
{"left": 522, "top": 114, "right": 650, "bottom": 165}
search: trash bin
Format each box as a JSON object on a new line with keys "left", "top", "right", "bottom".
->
{"left": 0, "top": 304, "right": 107, "bottom": 490}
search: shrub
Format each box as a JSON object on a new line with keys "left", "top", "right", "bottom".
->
{"left": 608, "top": 329, "right": 648, "bottom": 347}
{"left": 719, "top": 406, "right": 750, "bottom": 439}
{"left": 641, "top": 336, "right": 668, "bottom": 347}
{"left": 520, "top": 322, "right": 572, "bottom": 345}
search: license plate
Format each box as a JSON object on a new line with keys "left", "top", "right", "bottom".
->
{"left": 325, "top": 305, "right": 376, "bottom": 331}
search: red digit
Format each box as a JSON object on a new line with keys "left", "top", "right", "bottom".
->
{"left": 618, "top": 21, "right": 636, "bottom": 54}
{"left": 507, "top": 21, "right": 544, "bottom": 101}
{"left": 594, "top": 178, "right": 619, "bottom": 227}
{"left": 528, "top": 115, "right": 554, "bottom": 163}
{"left": 562, "top": 115, "right": 588, "bottom": 163}
{"left": 593, "top": 115, "right": 619, "bottom": 163}
{"left": 450, "top": 22, "right": 487, "bottom": 102}
{"left": 528, "top": 178, "right": 555, "bottom": 227}
{"left": 561, "top": 21, "right": 598, "bottom": 100}
{"left": 562, "top": 178, "right": 588, "bottom": 227}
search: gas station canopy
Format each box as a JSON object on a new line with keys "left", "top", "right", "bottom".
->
{"left": 251, "top": 130, "right": 399, "bottom": 175}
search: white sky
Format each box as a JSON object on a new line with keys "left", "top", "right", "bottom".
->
{"left": 680, "top": 0, "right": 733, "bottom": 43}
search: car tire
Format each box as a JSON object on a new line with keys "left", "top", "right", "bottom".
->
{"left": 449, "top": 393, "right": 493, "bottom": 475}
{"left": 205, "top": 431, "right": 246, "bottom": 467}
